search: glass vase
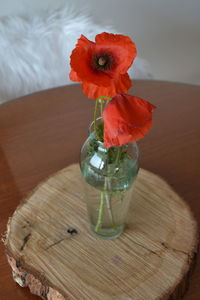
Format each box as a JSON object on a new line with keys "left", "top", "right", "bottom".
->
{"left": 80, "top": 119, "right": 139, "bottom": 239}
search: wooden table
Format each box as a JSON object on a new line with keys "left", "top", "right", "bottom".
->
{"left": 0, "top": 80, "right": 199, "bottom": 300}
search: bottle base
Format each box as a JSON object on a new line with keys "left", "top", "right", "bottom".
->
{"left": 91, "top": 224, "right": 125, "bottom": 240}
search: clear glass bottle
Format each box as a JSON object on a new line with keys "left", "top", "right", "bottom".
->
{"left": 80, "top": 119, "right": 139, "bottom": 239}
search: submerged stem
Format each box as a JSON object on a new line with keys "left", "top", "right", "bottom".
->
{"left": 95, "top": 192, "right": 105, "bottom": 233}
{"left": 105, "top": 177, "right": 116, "bottom": 229}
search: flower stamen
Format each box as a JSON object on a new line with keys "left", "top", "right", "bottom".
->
{"left": 92, "top": 52, "right": 114, "bottom": 71}
{"left": 98, "top": 57, "right": 106, "bottom": 66}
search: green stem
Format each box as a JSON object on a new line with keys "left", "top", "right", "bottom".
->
{"left": 106, "top": 197, "right": 116, "bottom": 229}
{"left": 99, "top": 99, "right": 104, "bottom": 117}
{"left": 95, "top": 192, "right": 105, "bottom": 233}
{"left": 93, "top": 99, "right": 99, "bottom": 136}
{"left": 94, "top": 96, "right": 111, "bottom": 135}
{"left": 115, "top": 146, "right": 122, "bottom": 166}
{"left": 96, "top": 96, "right": 112, "bottom": 101}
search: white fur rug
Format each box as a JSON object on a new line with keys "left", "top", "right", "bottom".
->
{"left": 0, "top": 6, "right": 153, "bottom": 104}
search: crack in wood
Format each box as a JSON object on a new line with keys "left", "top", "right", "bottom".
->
{"left": 161, "top": 242, "right": 195, "bottom": 265}
{"left": 132, "top": 240, "right": 162, "bottom": 258}
{"left": 132, "top": 240, "right": 193, "bottom": 261}
{"left": 45, "top": 230, "right": 78, "bottom": 250}
{"left": 20, "top": 233, "right": 31, "bottom": 251}
{"left": 161, "top": 242, "right": 189, "bottom": 256}
{"left": 45, "top": 238, "right": 65, "bottom": 250}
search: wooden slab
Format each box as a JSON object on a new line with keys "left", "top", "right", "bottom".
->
{"left": 4, "top": 164, "right": 198, "bottom": 300}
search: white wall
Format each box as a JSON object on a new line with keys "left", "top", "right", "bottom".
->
{"left": 0, "top": 0, "right": 199, "bottom": 85}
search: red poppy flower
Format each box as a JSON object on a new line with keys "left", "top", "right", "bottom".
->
{"left": 69, "top": 33, "right": 137, "bottom": 99}
{"left": 103, "top": 94, "right": 156, "bottom": 148}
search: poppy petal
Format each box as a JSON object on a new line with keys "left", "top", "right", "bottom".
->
{"left": 82, "top": 81, "right": 116, "bottom": 99}
{"left": 95, "top": 32, "right": 137, "bottom": 74}
{"left": 70, "top": 36, "right": 113, "bottom": 87}
{"left": 82, "top": 73, "right": 131, "bottom": 99}
{"left": 77, "top": 34, "right": 95, "bottom": 48}
{"left": 103, "top": 94, "right": 156, "bottom": 147}
{"left": 115, "top": 73, "right": 132, "bottom": 94}
{"left": 69, "top": 69, "right": 81, "bottom": 82}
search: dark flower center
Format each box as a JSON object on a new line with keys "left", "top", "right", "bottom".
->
{"left": 92, "top": 52, "right": 114, "bottom": 71}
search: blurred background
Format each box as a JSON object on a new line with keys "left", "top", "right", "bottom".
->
{"left": 0, "top": 0, "right": 199, "bottom": 102}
